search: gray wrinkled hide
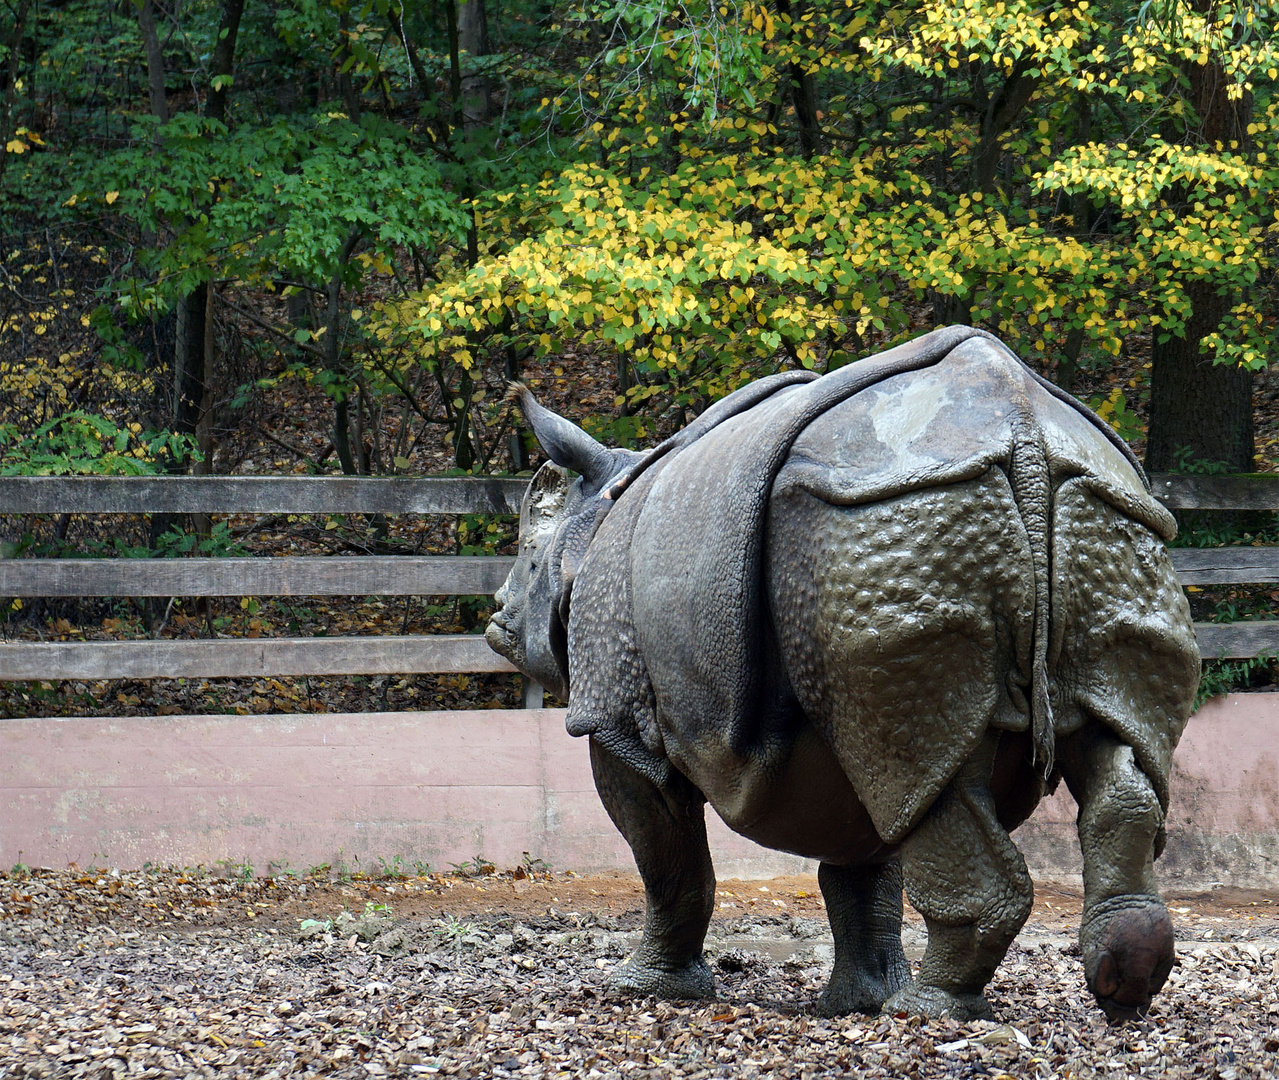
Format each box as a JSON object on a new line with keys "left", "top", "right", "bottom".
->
{"left": 488, "top": 326, "right": 1201, "bottom": 1020}
{"left": 565, "top": 330, "right": 1194, "bottom": 849}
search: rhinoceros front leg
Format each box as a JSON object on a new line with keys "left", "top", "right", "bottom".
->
{"left": 1058, "top": 725, "right": 1174, "bottom": 1023}
{"left": 884, "top": 733, "right": 1033, "bottom": 1021}
{"left": 817, "top": 860, "right": 911, "bottom": 1016}
{"left": 589, "top": 737, "right": 716, "bottom": 1000}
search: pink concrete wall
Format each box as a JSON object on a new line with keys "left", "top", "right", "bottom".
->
{"left": 0, "top": 708, "right": 806, "bottom": 879}
{"left": 1014, "top": 693, "right": 1279, "bottom": 888}
{"left": 1, "top": 695, "right": 1274, "bottom": 886}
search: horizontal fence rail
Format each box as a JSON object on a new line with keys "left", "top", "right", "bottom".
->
{"left": 0, "top": 472, "right": 1271, "bottom": 513}
{"left": 1149, "top": 473, "right": 1279, "bottom": 512}
{"left": 0, "top": 475, "right": 528, "bottom": 515}
{"left": 0, "top": 626, "right": 1256, "bottom": 680}
{"left": 0, "top": 635, "right": 515, "bottom": 681}
{"left": 1169, "top": 548, "right": 1279, "bottom": 586}
{"left": 3, "top": 474, "right": 1279, "bottom": 679}
{"left": 1193, "top": 623, "right": 1279, "bottom": 662}
{"left": 0, "top": 556, "right": 516, "bottom": 597}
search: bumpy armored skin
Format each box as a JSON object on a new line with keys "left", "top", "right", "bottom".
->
{"left": 487, "top": 327, "right": 1201, "bottom": 1022}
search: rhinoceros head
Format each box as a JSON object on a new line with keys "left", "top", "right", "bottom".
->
{"left": 484, "top": 386, "right": 639, "bottom": 699}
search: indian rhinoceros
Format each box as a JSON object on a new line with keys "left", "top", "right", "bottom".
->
{"left": 485, "top": 325, "right": 1200, "bottom": 1022}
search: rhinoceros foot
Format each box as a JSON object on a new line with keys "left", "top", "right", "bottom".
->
{"left": 817, "top": 955, "right": 911, "bottom": 1017}
{"left": 606, "top": 949, "right": 715, "bottom": 1001}
{"left": 882, "top": 983, "right": 993, "bottom": 1022}
{"left": 1081, "top": 896, "right": 1174, "bottom": 1023}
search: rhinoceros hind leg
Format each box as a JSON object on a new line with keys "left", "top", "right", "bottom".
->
{"left": 589, "top": 737, "right": 717, "bottom": 1001}
{"left": 886, "top": 733, "right": 1033, "bottom": 1020}
{"left": 1059, "top": 725, "right": 1174, "bottom": 1022}
{"left": 816, "top": 860, "right": 911, "bottom": 1016}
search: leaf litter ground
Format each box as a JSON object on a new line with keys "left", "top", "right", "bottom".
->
{"left": 2, "top": 866, "right": 1277, "bottom": 1078}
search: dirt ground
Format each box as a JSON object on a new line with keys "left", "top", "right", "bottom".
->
{"left": 2, "top": 866, "right": 1278, "bottom": 1078}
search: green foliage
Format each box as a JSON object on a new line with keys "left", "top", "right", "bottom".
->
{"left": 449, "top": 854, "right": 496, "bottom": 877}
{"left": 376, "top": 854, "right": 409, "bottom": 879}
{"left": 215, "top": 857, "right": 255, "bottom": 882}
{"left": 1088, "top": 389, "right": 1144, "bottom": 444}
{"left": 1170, "top": 449, "right": 1238, "bottom": 477}
{"left": 372, "top": 0, "right": 1279, "bottom": 434}
{"left": 0, "top": 411, "right": 200, "bottom": 476}
{"left": 75, "top": 111, "right": 468, "bottom": 310}
{"left": 1196, "top": 653, "right": 1277, "bottom": 711}
{"left": 4, "top": 0, "right": 1278, "bottom": 492}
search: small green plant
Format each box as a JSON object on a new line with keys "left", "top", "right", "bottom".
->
{"left": 376, "top": 854, "right": 409, "bottom": 879}
{"left": 521, "top": 852, "right": 551, "bottom": 875}
{"left": 298, "top": 899, "right": 391, "bottom": 939}
{"left": 1196, "top": 652, "right": 1278, "bottom": 710}
{"left": 0, "top": 411, "right": 202, "bottom": 476}
{"left": 306, "top": 863, "right": 332, "bottom": 879}
{"left": 434, "top": 913, "right": 478, "bottom": 945}
{"left": 1209, "top": 596, "right": 1276, "bottom": 624}
{"left": 216, "top": 857, "right": 254, "bottom": 882}
{"left": 449, "top": 855, "right": 496, "bottom": 877}
{"left": 10, "top": 862, "right": 30, "bottom": 879}
{"left": 1171, "top": 447, "right": 1233, "bottom": 475}
{"left": 412, "top": 860, "right": 434, "bottom": 877}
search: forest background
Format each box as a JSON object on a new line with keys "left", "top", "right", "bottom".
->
{"left": 0, "top": 0, "right": 1277, "bottom": 716}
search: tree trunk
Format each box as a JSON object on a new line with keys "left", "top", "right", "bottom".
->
{"left": 504, "top": 336, "right": 529, "bottom": 470}
{"left": 458, "top": 0, "right": 490, "bottom": 126}
{"left": 969, "top": 61, "right": 1038, "bottom": 192}
{"left": 337, "top": 8, "right": 362, "bottom": 121}
{"left": 136, "top": 0, "right": 169, "bottom": 128}
{"left": 170, "top": 0, "right": 245, "bottom": 462}
{"left": 773, "top": 0, "right": 822, "bottom": 158}
{"left": 0, "top": 1, "right": 30, "bottom": 184}
{"left": 1146, "top": 283, "right": 1254, "bottom": 473}
{"left": 326, "top": 228, "right": 362, "bottom": 475}
{"left": 446, "top": 0, "right": 462, "bottom": 121}
{"left": 173, "top": 285, "right": 207, "bottom": 440}
{"left": 206, "top": 0, "right": 246, "bottom": 123}
{"left": 931, "top": 58, "right": 1038, "bottom": 327}
{"left": 1145, "top": 1, "right": 1253, "bottom": 474}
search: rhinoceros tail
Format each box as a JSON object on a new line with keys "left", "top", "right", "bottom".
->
{"left": 1010, "top": 408, "right": 1055, "bottom": 779}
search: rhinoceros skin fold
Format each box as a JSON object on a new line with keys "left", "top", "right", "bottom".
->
{"left": 488, "top": 326, "right": 1200, "bottom": 1023}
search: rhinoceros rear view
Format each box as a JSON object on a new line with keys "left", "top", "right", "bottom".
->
{"left": 486, "top": 326, "right": 1200, "bottom": 1022}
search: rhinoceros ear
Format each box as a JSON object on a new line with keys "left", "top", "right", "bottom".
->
{"left": 509, "top": 382, "right": 617, "bottom": 489}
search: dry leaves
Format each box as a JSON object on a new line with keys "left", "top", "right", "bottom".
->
{"left": 1, "top": 867, "right": 1277, "bottom": 1077}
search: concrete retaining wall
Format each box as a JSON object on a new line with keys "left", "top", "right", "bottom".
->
{"left": 2, "top": 694, "right": 1274, "bottom": 886}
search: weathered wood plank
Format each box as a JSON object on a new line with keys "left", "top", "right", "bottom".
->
{"left": 1195, "top": 621, "right": 1279, "bottom": 660}
{"left": 0, "top": 635, "right": 516, "bottom": 680}
{"left": 1170, "top": 548, "right": 1279, "bottom": 585}
{"left": 1150, "top": 473, "right": 1279, "bottom": 512}
{"left": 3, "top": 473, "right": 1276, "bottom": 515}
{"left": 0, "top": 556, "right": 515, "bottom": 597}
{"left": 8, "top": 548, "right": 1275, "bottom": 596}
{"left": 0, "top": 476, "right": 528, "bottom": 515}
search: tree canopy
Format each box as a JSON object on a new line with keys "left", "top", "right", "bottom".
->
{"left": 1, "top": 0, "right": 1275, "bottom": 474}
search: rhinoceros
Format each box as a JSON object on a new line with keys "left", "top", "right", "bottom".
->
{"left": 485, "top": 325, "right": 1200, "bottom": 1022}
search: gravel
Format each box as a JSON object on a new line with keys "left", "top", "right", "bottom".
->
{"left": 2, "top": 868, "right": 1277, "bottom": 1078}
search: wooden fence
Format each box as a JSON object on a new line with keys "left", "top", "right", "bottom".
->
{"left": 0, "top": 472, "right": 1277, "bottom": 694}
{"left": 0, "top": 475, "right": 535, "bottom": 700}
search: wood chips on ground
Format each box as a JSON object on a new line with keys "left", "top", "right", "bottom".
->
{"left": 2, "top": 867, "right": 1278, "bottom": 1078}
